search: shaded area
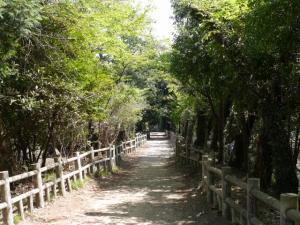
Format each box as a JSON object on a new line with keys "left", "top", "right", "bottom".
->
{"left": 82, "top": 135, "right": 229, "bottom": 224}
{"left": 21, "top": 133, "right": 230, "bottom": 225}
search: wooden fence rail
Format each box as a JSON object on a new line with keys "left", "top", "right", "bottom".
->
{"left": 0, "top": 134, "right": 147, "bottom": 225}
{"left": 176, "top": 143, "right": 300, "bottom": 225}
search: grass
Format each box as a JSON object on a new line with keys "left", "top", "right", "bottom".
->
{"left": 112, "top": 166, "right": 121, "bottom": 173}
{"left": 14, "top": 215, "right": 22, "bottom": 224}
{"left": 70, "top": 176, "right": 91, "bottom": 190}
{"left": 43, "top": 172, "right": 57, "bottom": 183}
{"left": 71, "top": 179, "right": 85, "bottom": 190}
{"left": 94, "top": 167, "right": 110, "bottom": 178}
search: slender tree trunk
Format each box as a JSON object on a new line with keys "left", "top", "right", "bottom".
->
{"left": 42, "top": 121, "right": 55, "bottom": 167}
{"left": 254, "top": 130, "right": 273, "bottom": 190}
{"left": 241, "top": 114, "right": 255, "bottom": 171}
{"left": 194, "top": 109, "right": 206, "bottom": 147}
{"left": 266, "top": 112, "right": 298, "bottom": 194}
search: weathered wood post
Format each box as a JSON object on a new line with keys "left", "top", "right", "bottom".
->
{"left": 17, "top": 199, "right": 25, "bottom": 220}
{"left": 247, "top": 178, "right": 260, "bottom": 225}
{"left": 108, "top": 145, "right": 113, "bottom": 172}
{"left": 114, "top": 145, "right": 118, "bottom": 166}
{"left": 0, "top": 171, "right": 13, "bottom": 225}
{"left": 122, "top": 142, "right": 125, "bottom": 155}
{"left": 112, "top": 145, "right": 116, "bottom": 169}
{"left": 75, "top": 152, "right": 83, "bottom": 181}
{"left": 280, "top": 193, "right": 298, "bottom": 225}
{"left": 90, "top": 147, "right": 95, "bottom": 174}
{"left": 221, "top": 166, "right": 232, "bottom": 220}
{"left": 54, "top": 157, "right": 66, "bottom": 197}
{"left": 129, "top": 141, "right": 132, "bottom": 153}
{"left": 207, "top": 159, "right": 214, "bottom": 205}
{"left": 28, "top": 195, "right": 34, "bottom": 213}
{"left": 32, "top": 163, "right": 45, "bottom": 208}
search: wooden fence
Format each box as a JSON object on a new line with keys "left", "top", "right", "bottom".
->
{"left": 176, "top": 143, "right": 300, "bottom": 225}
{"left": 0, "top": 134, "right": 147, "bottom": 225}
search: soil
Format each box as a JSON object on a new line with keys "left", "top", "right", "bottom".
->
{"left": 20, "top": 135, "right": 231, "bottom": 225}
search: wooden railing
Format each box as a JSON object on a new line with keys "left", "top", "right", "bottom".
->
{"left": 177, "top": 145, "right": 300, "bottom": 225}
{"left": 0, "top": 134, "right": 147, "bottom": 225}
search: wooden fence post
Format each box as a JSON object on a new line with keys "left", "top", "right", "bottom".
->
{"left": 28, "top": 195, "right": 34, "bottom": 213}
{"left": 221, "top": 167, "right": 232, "bottom": 220}
{"left": 207, "top": 159, "right": 214, "bottom": 205}
{"left": 114, "top": 145, "right": 118, "bottom": 166}
{"left": 108, "top": 145, "right": 113, "bottom": 172}
{"left": 0, "top": 171, "right": 13, "bottom": 225}
{"left": 129, "top": 141, "right": 132, "bottom": 153}
{"left": 32, "top": 163, "right": 44, "bottom": 208}
{"left": 112, "top": 145, "right": 116, "bottom": 169}
{"left": 54, "top": 157, "right": 66, "bottom": 197}
{"left": 247, "top": 178, "right": 260, "bottom": 225}
{"left": 280, "top": 193, "right": 298, "bottom": 225}
{"left": 122, "top": 142, "right": 126, "bottom": 154}
{"left": 17, "top": 199, "right": 25, "bottom": 220}
{"left": 90, "top": 147, "right": 95, "bottom": 174}
{"left": 75, "top": 152, "right": 83, "bottom": 181}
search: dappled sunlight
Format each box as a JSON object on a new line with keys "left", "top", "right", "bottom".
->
{"left": 76, "top": 137, "right": 229, "bottom": 225}
{"left": 18, "top": 136, "right": 229, "bottom": 225}
{"left": 164, "top": 193, "right": 186, "bottom": 200}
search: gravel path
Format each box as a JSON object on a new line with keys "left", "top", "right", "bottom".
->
{"left": 21, "top": 134, "right": 230, "bottom": 225}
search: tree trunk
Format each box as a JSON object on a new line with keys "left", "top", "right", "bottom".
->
{"left": 266, "top": 113, "right": 298, "bottom": 194}
{"left": 254, "top": 131, "right": 273, "bottom": 190}
{"left": 266, "top": 75, "right": 298, "bottom": 194}
{"left": 194, "top": 109, "right": 206, "bottom": 148}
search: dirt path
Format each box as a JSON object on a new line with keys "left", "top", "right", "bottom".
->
{"left": 21, "top": 135, "right": 230, "bottom": 225}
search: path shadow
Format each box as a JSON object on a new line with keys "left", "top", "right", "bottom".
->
{"left": 87, "top": 139, "right": 230, "bottom": 225}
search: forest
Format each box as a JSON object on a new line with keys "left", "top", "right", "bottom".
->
{"left": 0, "top": 0, "right": 300, "bottom": 201}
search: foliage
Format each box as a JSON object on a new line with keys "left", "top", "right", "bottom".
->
{"left": 170, "top": 0, "right": 300, "bottom": 194}
{"left": 0, "top": 0, "right": 159, "bottom": 172}
{"left": 71, "top": 179, "right": 85, "bottom": 190}
{"left": 43, "top": 172, "right": 57, "bottom": 183}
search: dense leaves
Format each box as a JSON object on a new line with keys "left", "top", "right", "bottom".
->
{"left": 0, "top": 0, "right": 164, "bottom": 172}
{"left": 170, "top": 0, "right": 300, "bottom": 195}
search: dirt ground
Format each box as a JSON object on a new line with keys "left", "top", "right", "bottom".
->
{"left": 20, "top": 135, "right": 231, "bottom": 225}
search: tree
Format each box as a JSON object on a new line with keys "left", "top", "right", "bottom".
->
{"left": 0, "top": 0, "right": 154, "bottom": 172}
{"left": 170, "top": 0, "right": 300, "bottom": 194}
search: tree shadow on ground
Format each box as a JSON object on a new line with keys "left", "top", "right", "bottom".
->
{"left": 88, "top": 141, "right": 230, "bottom": 225}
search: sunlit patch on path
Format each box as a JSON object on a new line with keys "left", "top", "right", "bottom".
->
{"left": 21, "top": 133, "right": 230, "bottom": 225}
